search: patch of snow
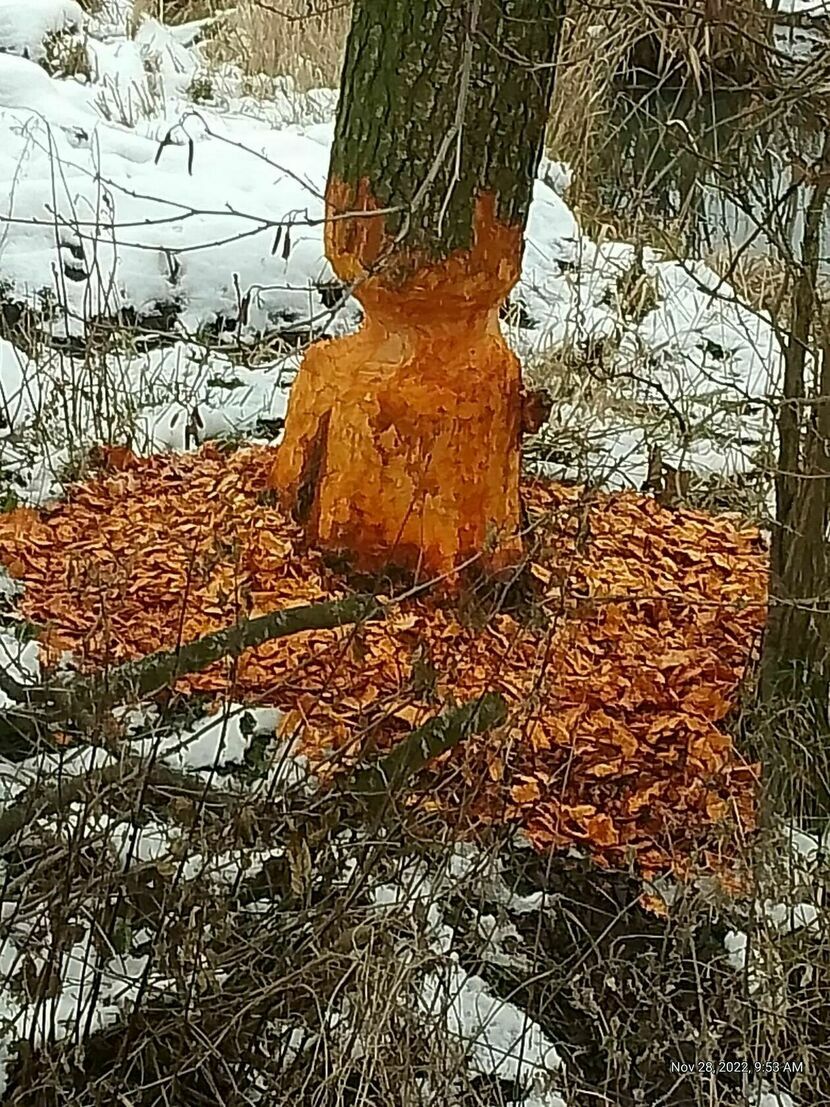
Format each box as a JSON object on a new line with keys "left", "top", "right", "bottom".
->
{"left": 369, "top": 859, "right": 457, "bottom": 954}
{"left": 176, "top": 841, "right": 285, "bottom": 886}
{"left": 724, "top": 928, "right": 749, "bottom": 972}
{"left": 475, "top": 914, "right": 532, "bottom": 971}
{"left": 446, "top": 842, "right": 555, "bottom": 914}
{"left": 0, "top": 921, "right": 150, "bottom": 1048}
{"left": 133, "top": 16, "right": 200, "bottom": 98}
{"left": 724, "top": 845, "right": 825, "bottom": 997}
{"left": 130, "top": 703, "right": 282, "bottom": 773}
{"left": 525, "top": 245, "right": 781, "bottom": 490}
{"left": 0, "top": 566, "right": 20, "bottom": 599}
{"left": 112, "top": 701, "right": 161, "bottom": 733}
{"left": 763, "top": 900, "right": 821, "bottom": 935}
{"left": 86, "top": 0, "right": 133, "bottom": 38}
{"left": 0, "top": 630, "right": 39, "bottom": 709}
{"left": 129, "top": 345, "right": 291, "bottom": 455}
{"left": 0, "top": 338, "right": 41, "bottom": 433}
{"left": 0, "top": 53, "right": 346, "bottom": 341}
{"left": 516, "top": 1096, "right": 569, "bottom": 1107}
{"left": 418, "top": 963, "right": 564, "bottom": 1100}
{"left": 538, "top": 155, "right": 572, "bottom": 198}
{"left": 770, "top": 0, "right": 830, "bottom": 13}
{"left": 109, "top": 818, "right": 173, "bottom": 869}
{"left": 750, "top": 1083, "right": 796, "bottom": 1107}
{"left": 783, "top": 823, "right": 825, "bottom": 866}
{"left": 0, "top": 0, "right": 85, "bottom": 62}
{"left": 0, "top": 337, "right": 294, "bottom": 506}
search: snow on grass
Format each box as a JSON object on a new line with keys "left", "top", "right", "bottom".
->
{"left": 0, "top": 0, "right": 84, "bottom": 62}
{"left": 723, "top": 928, "right": 750, "bottom": 974}
{"left": 0, "top": 881, "right": 154, "bottom": 1078}
{"left": 0, "top": 0, "right": 785, "bottom": 505}
{"left": 0, "top": 338, "right": 291, "bottom": 503}
{"left": 129, "top": 344, "right": 291, "bottom": 450}
{"left": 723, "top": 820, "right": 827, "bottom": 999}
{"left": 2, "top": 934, "right": 150, "bottom": 1038}
{"left": 523, "top": 242, "right": 780, "bottom": 493}
{"left": 782, "top": 822, "right": 828, "bottom": 867}
{"left": 0, "top": 701, "right": 301, "bottom": 823}
{"left": 321, "top": 841, "right": 568, "bottom": 1104}
{"left": 0, "top": 15, "right": 344, "bottom": 340}
{"left": 124, "top": 700, "right": 312, "bottom": 792}
{"left": 418, "top": 963, "right": 565, "bottom": 1106}
{"left": 0, "top": 339, "right": 41, "bottom": 435}
{"left": 0, "top": 9, "right": 342, "bottom": 501}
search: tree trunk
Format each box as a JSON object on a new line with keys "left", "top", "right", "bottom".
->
{"left": 758, "top": 134, "right": 830, "bottom": 821}
{"left": 271, "top": 0, "right": 562, "bottom": 579}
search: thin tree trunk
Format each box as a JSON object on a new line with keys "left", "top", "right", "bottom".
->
{"left": 759, "top": 135, "right": 830, "bottom": 819}
{"left": 272, "top": 0, "right": 563, "bottom": 580}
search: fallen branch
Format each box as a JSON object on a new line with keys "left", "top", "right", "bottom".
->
{"left": 1, "top": 594, "right": 383, "bottom": 726}
{"left": 348, "top": 692, "right": 507, "bottom": 812}
{"left": 0, "top": 694, "right": 507, "bottom": 851}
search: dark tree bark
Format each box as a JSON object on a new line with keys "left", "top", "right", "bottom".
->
{"left": 758, "top": 134, "right": 830, "bottom": 820}
{"left": 272, "top": 0, "right": 563, "bottom": 580}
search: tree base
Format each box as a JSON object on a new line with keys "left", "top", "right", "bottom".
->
{"left": 270, "top": 308, "right": 523, "bottom": 580}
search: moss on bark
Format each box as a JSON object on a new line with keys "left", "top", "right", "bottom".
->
{"left": 329, "top": 0, "right": 562, "bottom": 261}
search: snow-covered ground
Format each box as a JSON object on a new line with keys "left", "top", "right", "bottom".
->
{"left": 0, "top": 0, "right": 786, "bottom": 507}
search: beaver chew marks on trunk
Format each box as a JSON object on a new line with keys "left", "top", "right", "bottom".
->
{"left": 271, "top": 0, "right": 563, "bottom": 580}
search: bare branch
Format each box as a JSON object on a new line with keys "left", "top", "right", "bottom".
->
{"left": 1, "top": 595, "right": 383, "bottom": 726}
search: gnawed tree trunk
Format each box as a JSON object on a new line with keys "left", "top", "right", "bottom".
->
{"left": 272, "top": 0, "right": 563, "bottom": 578}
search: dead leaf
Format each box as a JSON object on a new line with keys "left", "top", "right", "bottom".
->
{"left": 511, "top": 780, "right": 541, "bottom": 804}
{"left": 584, "top": 813, "right": 619, "bottom": 846}
{"left": 639, "top": 892, "right": 669, "bottom": 917}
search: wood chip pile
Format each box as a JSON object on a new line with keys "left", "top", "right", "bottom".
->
{"left": 0, "top": 444, "right": 767, "bottom": 874}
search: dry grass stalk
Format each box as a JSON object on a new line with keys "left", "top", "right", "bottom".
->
{"left": 547, "top": 0, "right": 775, "bottom": 241}
{"left": 709, "top": 248, "right": 830, "bottom": 338}
{"left": 234, "top": 0, "right": 349, "bottom": 88}
{"left": 132, "top": 0, "right": 224, "bottom": 21}
{"left": 133, "top": 0, "right": 350, "bottom": 90}
{"left": 546, "top": 2, "right": 638, "bottom": 221}
{"left": 622, "top": 0, "right": 773, "bottom": 88}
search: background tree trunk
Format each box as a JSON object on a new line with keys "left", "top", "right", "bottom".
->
{"left": 757, "top": 136, "right": 830, "bottom": 823}
{"left": 272, "top": 0, "right": 563, "bottom": 580}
